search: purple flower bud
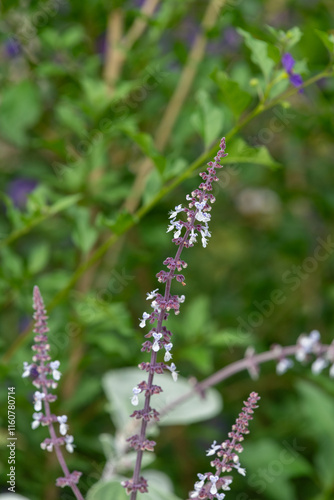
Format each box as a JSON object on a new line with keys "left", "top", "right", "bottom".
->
{"left": 7, "top": 178, "right": 37, "bottom": 208}
{"left": 282, "top": 53, "right": 295, "bottom": 73}
{"left": 281, "top": 52, "right": 304, "bottom": 92}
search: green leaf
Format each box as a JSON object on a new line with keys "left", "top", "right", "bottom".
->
{"left": 61, "top": 25, "right": 86, "bottom": 48}
{"left": 0, "top": 194, "right": 25, "bottom": 231}
{"left": 96, "top": 210, "right": 136, "bottom": 236}
{"left": 296, "top": 380, "right": 334, "bottom": 440}
{"left": 211, "top": 70, "right": 252, "bottom": 116}
{"left": 183, "top": 296, "right": 210, "bottom": 337}
{"left": 87, "top": 473, "right": 183, "bottom": 500}
{"left": 191, "top": 89, "right": 224, "bottom": 148}
{"left": 0, "top": 247, "right": 24, "bottom": 280}
{"left": 0, "top": 80, "right": 42, "bottom": 145}
{"left": 0, "top": 495, "right": 31, "bottom": 500}
{"left": 122, "top": 129, "right": 166, "bottom": 175}
{"left": 102, "top": 368, "right": 222, "bottom": 430}
{"left": 27, "top": 242, "right": 50, "bottom": 274}
{"left": 180, "top": 345, "right": 213, "bottom": 373}
{"left": 87, "top": 480, "right": 128, "bottom": 500}
{"left": 226, "top": 137, "right": 281, "bottom": 170}
{"left": 0, "top": 193, "right": 82, "bottom": 248}
{"left": 81, "top": 78, "right": 114, "bottom": 116}
{"left": 267, "top": 26, "right": 302, "bottom": 50}
{"left": 237, "top": 28, "right": 279, "bottom": 80}
{"left": 71, "top": 206, "right": 98, "bottom": 254}
{"left": 296, "top": 380, "right": 334, "bottom": 488}
{"left": 208, "top": 328, "right": 255, "bottom": 347}
{"left": 140, "top": 471, "right": 183, "bottom": 500}
{"left": 242, "top": 438, "right": 312, "bottom": 500}
{"left": 55, "top": 101, "right": 87, "bottom": 136}
{"left": 143, "top": 169, "right": 163, "bottom": 205}
{"left": 315, "top": 29, "right": 334, "bottom": 56}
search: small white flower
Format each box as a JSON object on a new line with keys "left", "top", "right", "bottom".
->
{"left": 194, "top": 473, "right": 206, "bottom": 491}
{"left": 151, "top": 299, "right": 161, "bottom": 312}
{"left": 189, "top": 229, "right": 197, "bottom": 245}
{"left": 206, "top": 440, "right": 221, "bottom": 456}
{"left": 169, "top": 204, "right": 183, "bottom": 219}
{"left": 168, "top": 362, "right": 178, "bottom": 382}
{"left": 178, "top": 295, "right": 186, "bottom": 303}
{"left": 22, "top": 362, "right": 32, "bottom": 378}
{"left": 216, "top": 494, "right": 226, "bottom": 500}
{"left": 146, "top": 288, "right": 159, "bottom": 300}
{"left": 200, "top": 225, "right": 211, "bottom": 248}
{"left": 41, "top": 441, "right": 53, "bottom": 452}
{"left": 167, "top": 222, "right": 175, "bottom": 233}
{"left": 139, "top": 312, "right": 150, "bottom": 328}
{"left": 311, "top": 357, "right": 329, "bottom": 375}
{"left": 209, "top": 475, "right": 219, "bottom": 495}
{"left": 49, "top": 360, "right": 61, "bottom": 381}
{"left": 236, "top": 465, "right": 246, "bottom": 476}
{"left": 57, "top": 415, "right": 69, "bottom": 435}
{"left": 195, "top": 201, "right": 206, "bottom": 211}
{"left": 164, "top": 343, "right": 173, "bottom": 362}
{"left": 195, "top": 209, "right": 211, "bottom": 223}
{"left": 65, "top": 435, "right": 75, "bottom": 453}
{"left": 194, "top": 481, "right": 204, "bottom": 492}
{"left": 276, "top": 358, "right": 294, "bottom": 375}
{"left": 34, "top": 391, "right": 45, "bottom": 411}
{"left": 131, "top": 387, "right": 141, "bottom": 406}
{"left": 152, "top": 332, "right": 162, "bottom": 352}
{"left": 32, "top": 412, "right": 43, "bottom": 430}
{"left": 222, "top": 477, "right": 233, "bottom": 490}
{"left": 296, "top": 330, "right": 321, "bottom": 361}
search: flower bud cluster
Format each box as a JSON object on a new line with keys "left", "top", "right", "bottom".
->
{"left": 188, "top": 392, "right": 260, "bottom": 500}
{"left": 22, "top": 286, "right": 82, "bottom": 493}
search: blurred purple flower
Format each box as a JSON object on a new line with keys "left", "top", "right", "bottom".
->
{"left": 282, "top": 53, "right": 304, "bottom": 92}
{"left": 7, "top": 178, "right": 37, "bottom": 208}
{"left": 207, "top": 27, "right": 241, "bottom": 55}
{"left": 4, "top": 38, "right": 21, "bottom": 58}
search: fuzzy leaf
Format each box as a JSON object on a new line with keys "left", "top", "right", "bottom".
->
{"left": 212, "top": 70, "right": 252, "bottom": 116}
{"left": 237, "top": 28, "right": 279, "bottom": 80}
{"left": 0, "top": 80, "right": 42, "bottom": 146}
{"left": 102, "top": 368, "right": 222, "bottom": 430}
{"left": 122, "top": 129, "right": 166, "bottom": 175}
{"left": 191, "top": 89, "right": 224, "bottom": 148}
{"left": 315, "top": 29, "right": 334, "bottom": 56}
{"left": 226, "top": 137, "right": 281, "bottom": 170}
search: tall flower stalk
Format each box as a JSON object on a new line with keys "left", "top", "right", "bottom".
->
{"left": 22, "top": 286, "right": 84, "bottom": 500}
{"left": 188, "top": 392, "right": 260, "bottom": 500}
{"left": 122, "top": 138, "right": 228, "bottom": 498}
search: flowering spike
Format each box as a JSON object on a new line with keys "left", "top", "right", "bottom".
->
{"left": 126, "top": 139, "right": 228, "bottom": 498}
{"left": 23, "top": 287, "right": 83, "bottom": 500}
{"left": 188, "top": 392, "right": 260, "bottom": 500}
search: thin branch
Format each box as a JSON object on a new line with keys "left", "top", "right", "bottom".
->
{"left": 103, "top": 9, "right": 124, "bottom": 87}
{"left": 103, "top": 1, "right": 160, "bottom": 88}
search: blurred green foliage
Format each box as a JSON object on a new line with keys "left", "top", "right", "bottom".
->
{"left": 0, "top": 0, "right": 334, "bottom": 499}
